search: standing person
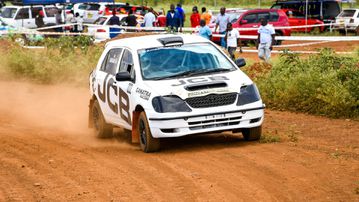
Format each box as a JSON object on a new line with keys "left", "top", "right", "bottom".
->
{"left": 144, "top": 7, "right": 156, "bottom": 27}
{"left": 175, "top": 3, "right": 185, "bottom": 31}
{"left": 125, "top": 10, "right": 138, "bottom": 27}
{"left": 257, "top": 18, "right": 275, "bottom": 62}
{"left": 108, "top": 9, "right": 120, "bottom": 26}
{"left": 55, "top": 9, "right": 63, "bottom": 32}
{"left": 65, "top": 10, "right": 75, "bottom": 32}
{"left": 201, "top": 7, "right": 211, "bottom": 25}
{"left": 166, "top": 4, "right": 180, "bottom": 32}
{"left": 156, "top": 11, "right": 166, "bottom": 27}
{"left": 35, "top": 10, "right": 45, "bottom": 28}
{"left": 198, "top": 19, "right": 212, "bottom": 40}
{"left": 214, "top": 7, "right": 230, "bottom": 48}
{"left": 225, "top": 23, "right": 242, "bottom": 60}
{"left": 190, "top": 6, "right": 200, "bottom": 28}
{"left": 75, "top": 12, "right": 83, "bottom": 33}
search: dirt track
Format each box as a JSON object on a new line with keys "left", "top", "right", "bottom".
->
{"left": 0, "top": 80, "right": 358, "bottom": 201}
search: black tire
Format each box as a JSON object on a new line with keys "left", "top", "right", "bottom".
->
{"left": 92, "top": 100, "right": 113, "bottom": 138}
{"left": 138, "top": 112, "right": 160, "bottom": 153}
{"left": 242, "top": 126, "right": 262, "bottom": 141}
{"left": 274, "top": 31, "right": 283, "bottom": 45}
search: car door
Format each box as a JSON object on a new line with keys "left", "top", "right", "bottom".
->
{"left": 95, "top": 48, "right": 124, "bottom": 125}
{"left": 238, "top": 13, "right": 258, "bottom": 37}
{"left": 15, "top": 7, "right": 32, "bottom": 28}
{"left": 113, "top": 48, "right": 136, "bottom": 129}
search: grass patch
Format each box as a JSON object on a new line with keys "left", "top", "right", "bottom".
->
{"left": 0, "top": 38, "right": 102, "bottom": 85}
{"left": 255, "top": 48, "right": 359, "bottom": 119}
{"left": 259, "top": 133, "right": 281, "bottom": 144}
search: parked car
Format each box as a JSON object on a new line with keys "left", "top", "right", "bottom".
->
{"left": 282, "top": 9, "right": 324, "bottom": 32}
{"left": 211, "top": 9, "right": 291, "bottom": 45}
{"left": 82, "top": 3, "right": 126, "bottom": 23}
{"left": 87, "top": 14, "right": 144, "bottom": 42}
{"left": 333, "top": 9, "right": 359, "bottom": 35}
{"left": 0, "top": 18, "right": 44, "bottom": 44}
{"left": 88, "top": 34, "right": 264, "bottom": 152}
{"left": 271, "top": 0, "right": 340, "bottom": 24}
{"left": 65, "top": 3, "right": 87, "bottom": 17}
{"left": 0, "top": 5, "right": 60, "bottom": 29}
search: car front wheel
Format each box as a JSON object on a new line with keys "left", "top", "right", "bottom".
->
{"left": 242, "top": 126, "right": 262, "bottom": 141}
{"left": 138, "top": 112, "right": 160, "bottom": 153}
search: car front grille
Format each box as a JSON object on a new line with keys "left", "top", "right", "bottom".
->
{"left": 185, "top": 93, "right": 237, "bottom": 108}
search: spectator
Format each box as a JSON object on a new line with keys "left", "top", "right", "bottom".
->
{"left": 75, "top": 12, "right": 84, "bottom": 33}
{"left": 65, "top": 10, "right": 75, "bottom": 31}
{"left": 35, "top": 10, "right": 45, "bottom": 28}
{"left": 198, "top": 20, "right": 212, "bottom": 40}
{"left": 157, "top": 11, "right": 166, "bottom": 27}
{"left": 215, "top": 7, "right": 230, "bottom": 48}
{"left": 257, "top": 18, "right": 275, "bottom": 62}
{"left": 109, "top": 9, "right": 120, "bottom": 26}
{"left": 190, "top": 6, "right": 200, "bottom": 28}
{"left": 175, "top": 3, "right": 185, "bottom": 31}
{"left": 201, "top": 7, "right": 211, "bottom": 25}
{"left": 55, "top": 9, "right": 63, "bottom": 32}
{"left": 144, "top": 7, "right": 156, "bottom": 27}
{"left": 166, "top": 4, "right": 180, "bottom": 32}
{"left": 225, "top": 23, "right": 242, "bottom": 60}
{"left": 125, "top": 9, "right": 138, "bottom": 27}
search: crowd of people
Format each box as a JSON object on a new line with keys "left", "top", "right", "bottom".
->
{"left": 34, "top": 2, "right": 275, "bottom": 62}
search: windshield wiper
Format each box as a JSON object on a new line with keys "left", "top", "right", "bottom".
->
{"left": 148, "top": 68, "right": 231, "bottom": 80}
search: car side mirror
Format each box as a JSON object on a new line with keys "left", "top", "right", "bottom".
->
{"left": 240, "top": 20, "right": 247, "bottom": 25}
{"left": 116, "top": 72, "right": 132, "bottom": 81}
{"left": 235, "top": 58, "right": 246, "bottom": 68}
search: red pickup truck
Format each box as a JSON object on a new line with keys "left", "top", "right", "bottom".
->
{"left": 282, "top": 9, "right": 325, "bottom": 32}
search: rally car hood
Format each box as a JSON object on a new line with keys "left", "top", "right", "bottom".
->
{"left": 141, "top": 70, "right": 253, "bottom": 100}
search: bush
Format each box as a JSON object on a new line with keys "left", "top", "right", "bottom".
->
{"left": 0, "top": 39, "right": 102, "bottom": 85}
{"left": 256, "top": 48, "right": 359, "bottom": 119}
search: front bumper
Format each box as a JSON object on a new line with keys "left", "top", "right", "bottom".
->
{"left": 147, "top": 103, "right": 265, "bottom": 138}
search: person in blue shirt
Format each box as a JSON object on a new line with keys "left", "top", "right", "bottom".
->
{"left": 166, "top": 4, "right": 181, "bottom": 32}
{"left": 198, "top": 20, "right": 212, "bottom": 40}
{"left": 176, "top": 3, "right": 185, "bottom": 31}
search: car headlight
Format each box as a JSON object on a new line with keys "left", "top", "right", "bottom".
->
{"left": 237, "top": 84, "right": 261, "bottom": 106}
{"left": 152, "top": 95, "right": 192, "bottom": 113}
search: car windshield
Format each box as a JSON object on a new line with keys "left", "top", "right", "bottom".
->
{"left": 339, "top": 10, "right": 356, "bottom": 17}
{"left": 138, "top": 43, "right": 236, "bottom": 80}
{"left": 0, "top": 7, "right": 17, "bottom": 18}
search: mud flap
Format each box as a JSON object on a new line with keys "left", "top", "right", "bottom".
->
{"left": 131, "top": 111, "right": 140, "bottom": 144}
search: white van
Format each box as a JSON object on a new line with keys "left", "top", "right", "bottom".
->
{"left": 0, "top": 5, "right": 58, "bottom": 29}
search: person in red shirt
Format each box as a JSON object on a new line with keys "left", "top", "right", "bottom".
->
{"left": 190, "top": 6, "right": 200, "bottom": 28}
{"left": 156, "top": 10, "right": 166, "bottom": 27}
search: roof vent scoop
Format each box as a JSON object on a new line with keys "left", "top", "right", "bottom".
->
{"left": 185, "top": 82, "right": 228, "bottom": 91}
{"left": 158, "top": 37, "right": 184, "bottom": 47}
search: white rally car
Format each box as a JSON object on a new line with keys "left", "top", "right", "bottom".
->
{"left": 88, "top": 34, "right": 265, "bottom": 152}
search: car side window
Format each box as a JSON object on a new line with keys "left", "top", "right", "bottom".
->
{"left": 258, "top": 12, "right": 270, "bottom": 22}
{"left": 15, "top": 8, "right": 29, "bottom": 19}
{"left": 119, "top": 49, "right": 135, "bottom": 81}
{"left": 100, "top": 48, "right": 123, "bottom": 75}
{"left": 270, "top": 12, "right": 279, "bottom": 21}
{"left": 243, "top": 13, "right": 257, "bottom": 24}
{"left": 31, "top": 7, "right": 42, "bottom": 18}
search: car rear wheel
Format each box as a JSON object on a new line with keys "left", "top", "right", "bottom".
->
{"left": 92, "top": 100, "right": 113, "bottom": 138}
{"left": 242, "top": 126, "right": 262, "bottom": 141}
{"left": 138, "top": 112, "right": 160, "bottom": 153}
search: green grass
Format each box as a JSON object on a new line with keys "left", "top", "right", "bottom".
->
{"left": 254, "top": 48, "right": 359, "bottom": 119}
{"left": 259, "top": 133, "right": 281, "bottom": 143}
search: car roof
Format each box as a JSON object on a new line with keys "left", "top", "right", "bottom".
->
{"left": 106, "top": 34, "right": 210, "bottom": 50}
